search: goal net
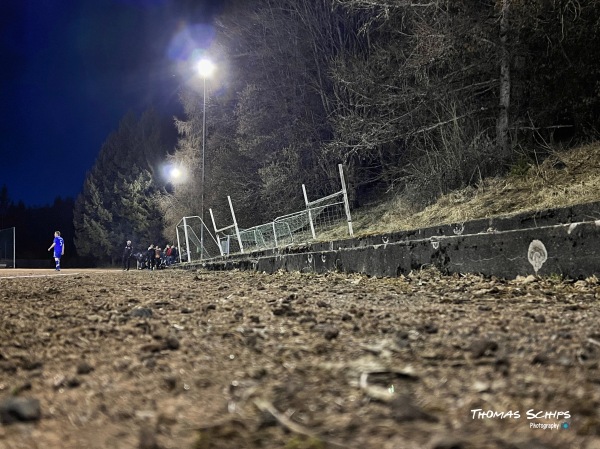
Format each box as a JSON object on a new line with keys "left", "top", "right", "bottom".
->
{"left": 0, "top": 227, "right": 15, "bottom": 268}
{"left": 175, "top": 216, "right": 221, "bottom": 263}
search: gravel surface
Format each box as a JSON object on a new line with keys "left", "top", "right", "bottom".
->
{"left": 1, "top": 268, "right": 599, "bottom": 449}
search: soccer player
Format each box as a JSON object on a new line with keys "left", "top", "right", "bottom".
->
{"left": 48, "top": 231, "right": 65, "bottom": 271}
{"left": 122, "top": 240, "right": 133, "bottom": 271}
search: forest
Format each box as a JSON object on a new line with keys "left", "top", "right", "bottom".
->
{"left": 2, "top": 0, "right": 599, "bottom": 265}
{"left": 161, "top": 0, "right": 600, "bottom": 243}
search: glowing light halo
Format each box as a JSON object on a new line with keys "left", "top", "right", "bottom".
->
{"left": 162, "top": 163, "right": 187, "bottom": 184}
{"left": 196, "top": 58, "right": 215, "bottom": 78}
{"left": 169, "top": 167, "right": 182, "bottom": 180}
{"left": 167, "top": 24, "right": 216, "bottom": 62}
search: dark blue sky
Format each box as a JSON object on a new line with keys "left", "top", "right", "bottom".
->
{"left": 1, "top": 0, "right": 221, "bottom": 207}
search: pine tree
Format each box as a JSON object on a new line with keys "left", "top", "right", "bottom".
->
{"left": 73, "top": 109, "right": 168, "bottom": 264}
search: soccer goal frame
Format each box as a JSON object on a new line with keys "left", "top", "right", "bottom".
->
{"left": 175, "top": 216, "right": 221, "bottom": 263}
{"left": 0, "top": 227, "right": 16, "bottom": 268}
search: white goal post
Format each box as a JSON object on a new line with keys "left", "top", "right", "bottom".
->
{"left": 0, "top": 227, "right": 16, "bottom": 268}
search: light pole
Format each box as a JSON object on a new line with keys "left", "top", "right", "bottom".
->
{"left": 196, "top": 58, "right": 215, "bottom": 259}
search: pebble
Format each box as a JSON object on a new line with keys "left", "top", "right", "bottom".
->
{"left": 470, "top": 339, "right": 499, "bottom": 358}
{"left": 163, "top": 375, "right": 178, "bottom": 391}
{"left": 131, "top": 308, "right": 153, "bottom": 318}
{"left": 272, "top": 305, "right": 295, "bottom": 316}
{"left": 76, "top": 361, "right": 94, "bottom": 375}
{"left": 421, "top": 323, "right": 438, "bottom": 334}
{"left": 164, "top": 336, "right": 180, "bottom": 350}
{"left": 313, "top": 323, "right": 340, "bottom": 340}
{"left": 324, "top": 326, "right": 340, "bottom": 340}
{"left": 0, "top": 397, "right": 41, "bottom": 424}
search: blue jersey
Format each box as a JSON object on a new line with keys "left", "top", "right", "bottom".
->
{"left": 53, "top": 236, "right": 64, "bottom": 257}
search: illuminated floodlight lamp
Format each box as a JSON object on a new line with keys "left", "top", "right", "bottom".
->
{"left": 162, "top": 163, "right": 187, "bottom": 184}
{"left": 169, "top": 166, "right": 182, "bottom": 180}
{"left": 196, "top": 58, "right": 215, "bottom": 79}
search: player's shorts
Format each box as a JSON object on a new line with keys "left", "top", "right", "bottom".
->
{"left": 53, "top": 252, "right": 62, "bottom": 258}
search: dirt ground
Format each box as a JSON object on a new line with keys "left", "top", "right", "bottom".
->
{"left": 1, "top": 267, "right": 599, "bottom": 449}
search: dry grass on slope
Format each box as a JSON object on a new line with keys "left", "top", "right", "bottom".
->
{"left": 350, "top": 142, "right": 600, "bottom": 236}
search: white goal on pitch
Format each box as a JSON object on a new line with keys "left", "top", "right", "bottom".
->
{"left": 0, "top": 227, "right": 16, "bottom": 268}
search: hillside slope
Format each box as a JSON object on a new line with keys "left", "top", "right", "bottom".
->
{"left": 350, "top": 143, "right": 600, "bottom": 236}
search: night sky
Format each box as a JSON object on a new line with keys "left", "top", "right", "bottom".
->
{"left": 1, "top": 0, "right": 221, "bottom": 207}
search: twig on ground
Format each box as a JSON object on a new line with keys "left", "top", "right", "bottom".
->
{"left": 253, "top": 399, "right": 351, "bottom": 449}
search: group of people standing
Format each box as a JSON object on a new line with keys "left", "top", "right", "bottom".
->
{"left": 122, "top": 241, "right": 179, "bottom": 271}
{"left": 46, "top": 233, "right": 180, "bottom": 272}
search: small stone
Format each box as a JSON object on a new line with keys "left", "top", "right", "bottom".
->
{"left": 324, "top": 327, "right": 340, "bottom": 340}
{"left": 422, "top": 323, "right": 438, "bottom": 334}
{"left": 66, "top": 377, "right": 81, "bottom": 388}
{"left": 249, "top": 367, "right": 267, "bottom": 379}
{"left": 163, "top": 375, "right": 177, "bottom": 391}
{"left": 131, "top": 308, "right": 153, "bottom": 318}
{"left": 257, "top": 409, "right": 278, "bottom": 429}
{"left": 0, "top": 397, "right": 41, "bottom": 424}
{"left": 76, "top": 361, "right": 94, "bottom": 375}
{"left": 313, "top": 324, "right": 340, "bottom": 340}
{"left": 164, "top": 336, "right": 180, "bottom": 350}
{"left": 272, "top": 306, "right": 292, "bottom": 316}
{"left": 494, "top": 357, "right": 510, "bottom": 375}
{"left": 470, "top": 339, "right": 498, "bottom": 358}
